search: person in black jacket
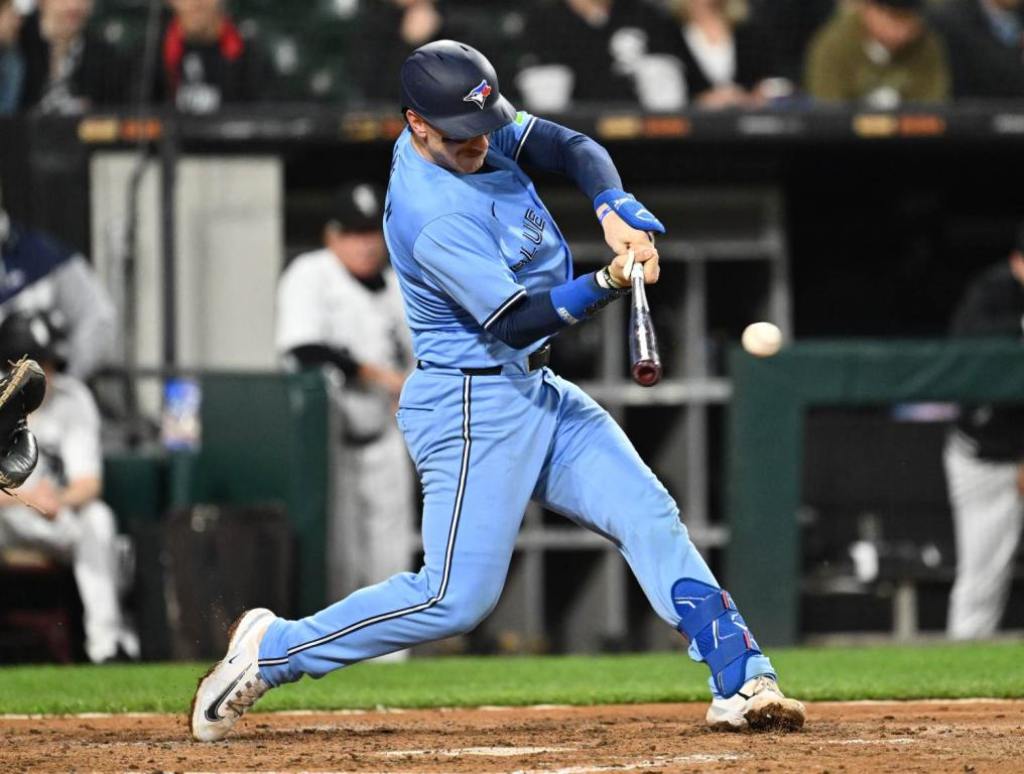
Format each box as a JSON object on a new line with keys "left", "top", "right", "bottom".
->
{"left": 928, "top": 0, "right": 1024, "bottom": 100}
{"left": 944, "top": 222, "right": 1024, "bottom": 639}
{"left": 150, "top": 0, "right": 270, "bottom": 113}
{"left": 18, "top": 0, "right": 126, "bottom": 114}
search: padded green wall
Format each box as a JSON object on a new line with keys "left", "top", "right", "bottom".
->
{"left": 727, "top": 340, "right": 1024, "bottom": 645}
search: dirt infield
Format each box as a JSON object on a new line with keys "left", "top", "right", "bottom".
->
{"left": 1, "top": 700, "right": 1022, "bottom": 772}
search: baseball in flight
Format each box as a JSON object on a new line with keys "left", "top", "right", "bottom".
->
{"left": 741, "top": 322, "right": 783, "bottom": 357}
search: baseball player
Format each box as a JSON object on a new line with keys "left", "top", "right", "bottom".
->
{"left": 191, "top": 40, "right": 805, "bottom": 741}
{"left": 0, "top": 312, "right": 138, "bottom": 662}
{"left": 945, "top": 223, "right": 1024, "bottom": 639}
{"left": 275, "top": 183, "right": 415, "bottom": 609}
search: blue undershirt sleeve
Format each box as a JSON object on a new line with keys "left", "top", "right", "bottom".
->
{"left": 488, "top": 273, "right": 628, "bottom": 350}
{"left": 491, "top": 113, "right": 622, "bottom": 200}
{"left": 518, "top": 118, "right": 623, "bottom": 200}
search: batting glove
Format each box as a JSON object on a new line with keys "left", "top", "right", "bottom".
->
{"left": 594, "top": 188, "right": 666, "bottom": 235}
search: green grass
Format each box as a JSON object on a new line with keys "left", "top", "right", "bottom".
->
{"left": 0, "top": 643, "right": 1021, "bottom": 715}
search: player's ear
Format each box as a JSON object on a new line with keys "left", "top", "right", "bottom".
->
{"left": 405, "top": 110, "right": 429, "bottom": 141}
{"left": 323, "top": 221, "right": 342, "bottom": 249}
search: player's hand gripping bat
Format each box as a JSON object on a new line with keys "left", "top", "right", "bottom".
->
{"left": 626, "top": 247, "right": 662, "bottom": 387}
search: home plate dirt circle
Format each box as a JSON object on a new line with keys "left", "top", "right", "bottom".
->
{"left": 1, "top": 700, "right": 1022, "bottom": 772}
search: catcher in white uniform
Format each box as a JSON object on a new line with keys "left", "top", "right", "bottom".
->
{"left": 276, "top": 183, "right": 415, "bottom": 604}
{"left": 0, "top": 312, "right": 136, "bottom": 662}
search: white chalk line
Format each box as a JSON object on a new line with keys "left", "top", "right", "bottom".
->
{"left": 510, "top": 752, "right": 744, "bottom": 774}
{"left": 381, "top": 746, "right": 575, "bottom": 758}
{"left": 828, "top": 737, "right": 917, "bottom": 746}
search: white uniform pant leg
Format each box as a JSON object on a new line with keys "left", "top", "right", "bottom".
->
{"left": 0, "top": 501, "right": 126, "bottom": 662}
{"left": 945, "top": 437, "right": 1024, "bottom": 639}
{"left": 328, "top": 424, "right": 415, "bottom": 600}
{"left": 71, "top": 501, "right": 128, "bottom": 662}
{"left": 328, "top": 441, "right": 361, "bottom": 601}
{"left": 349, "top": 424, "right": 417, "bottom": 662}
{"left": 357, "top": 423, "right": 415, "bottom": 583}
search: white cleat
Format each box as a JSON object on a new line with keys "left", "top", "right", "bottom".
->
{"left": 705, "top": 675, "right": 806, "bottom": 732}
{"left": 189, "top": 608, "right": 276, "bottom": 742}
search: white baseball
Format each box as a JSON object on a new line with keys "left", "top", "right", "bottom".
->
{"left": 741, "top": 322, "right": 783, "bottom": 357}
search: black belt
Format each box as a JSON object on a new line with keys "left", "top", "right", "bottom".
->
{"left": 418, "top": 344, "right": 551, "bottom": 376}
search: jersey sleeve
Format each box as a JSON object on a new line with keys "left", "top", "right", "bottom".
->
{"left": 413, "top": 214, "right": 526, "bottom": 330}
{"left": 490, "top": 110, "right": 539, "bottom": 163}
{"left": 276, "top": 259, "right": 326, "bottom": 353}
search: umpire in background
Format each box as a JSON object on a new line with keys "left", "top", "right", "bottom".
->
{"left": 945, "top": 222, "right": 1024, "bottom": 639}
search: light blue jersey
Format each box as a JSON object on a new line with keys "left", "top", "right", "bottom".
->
{"left": 384, "top": 112, "right": 570, "bottom": 367}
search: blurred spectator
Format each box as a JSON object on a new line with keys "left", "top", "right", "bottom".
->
{"left": 668, "top": 0, "right": 789, "bottom": 109}
{"left": 0, "top": 0, "right": 23, "bottom": 114}
{"left": 18, "top": 0, "right": 126, "bottom": 114}
{"left": 748, "top": 0, "right": 836, "bottom": 85}
{"left": 149, "top": 0, "right": 270, "bottom": 113}
{"left": 517, "top": 0, "right": 684, "bottom": 112}
{"left": 928, "top": 0, "right": 1024, "bottom": 99}
{"left": 944, "top": 223, "right": 1024, "bottom": 640}
{"left": 805, "top": 0, "right": 950, "bottom": 107}
{"left": 0, "top": 312, "right": 138, "bottom": 663}
{"left": 0, "top": 184, "right": 117, "bottom": 381}
{"left": 276, "top": 183, "right": 415, "bottom": 615}
{"left": 349, "top": 0, "right": 448, "bottom": 104}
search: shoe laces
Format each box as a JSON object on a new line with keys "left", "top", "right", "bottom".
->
{"left": 223, "top": 673, "right": 269, "bottom": 719}
{"left": 746, "top": 675, "right": 782, "bottom": 697}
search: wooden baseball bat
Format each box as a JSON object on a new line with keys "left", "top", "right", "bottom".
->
{"left": 629, "top": 256, "right": 662, "bottom": 387}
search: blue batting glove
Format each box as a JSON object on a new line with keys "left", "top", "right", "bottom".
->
{"left": 594, "top": 188, "right": 666, "bottom": 235}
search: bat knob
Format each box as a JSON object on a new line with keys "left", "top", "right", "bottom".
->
{"left": 632, "top": 360, "right": 662, "bottom": 387}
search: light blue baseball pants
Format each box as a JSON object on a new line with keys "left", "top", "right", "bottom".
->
{"left": 258, "top": 365, "right": 774, "bottom": 695}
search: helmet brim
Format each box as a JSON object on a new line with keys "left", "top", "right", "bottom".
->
{"left": 426, "top": 94, "right": 517, "bottom": 141}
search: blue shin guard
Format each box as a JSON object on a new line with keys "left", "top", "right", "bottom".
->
{"left": 673, "top": 579, "right": 763, "bottom": 698}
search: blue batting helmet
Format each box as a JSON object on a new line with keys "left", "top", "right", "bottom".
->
{"left": 400, "top": 40, "right": 516, "bottom": 141}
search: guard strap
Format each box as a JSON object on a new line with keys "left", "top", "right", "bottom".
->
{"left": 703, "top": 626, "right": 755, "bottom": 677}
{"left": 680, "top": 590, "right": 735, "bottom": 637}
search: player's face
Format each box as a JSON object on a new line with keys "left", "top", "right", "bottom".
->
{"left": 860, "top": 3, "right": 923, "bottom": 52}
{"left": 327, "top": 227, "right": 387, "bottom": 280}
{"left": 39, "top": 0, "right": 93, "bottom": 40}
{"left": 407, "top": 111, "right": 490, "bottom": 174}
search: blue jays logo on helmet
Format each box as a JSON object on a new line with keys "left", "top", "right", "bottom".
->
{"left": 462, "top": 79, "right": 493, "bottom": 110}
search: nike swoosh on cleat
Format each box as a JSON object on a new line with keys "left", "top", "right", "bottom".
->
{"left": 204, "top": 672, "right": 244, "bottom": 723}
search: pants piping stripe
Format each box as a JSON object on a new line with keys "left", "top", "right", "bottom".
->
{"left": 258, "top": 376, "right": 473, "bottom": 666}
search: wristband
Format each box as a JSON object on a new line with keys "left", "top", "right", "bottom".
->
{"left": 597, "top": 265, "right": 629, "bottom": 290}
{"left": 550, "top": 273, "right": 625, "bottom": 324}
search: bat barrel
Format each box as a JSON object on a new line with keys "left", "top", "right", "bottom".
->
{"left": 632, "top": 359, "right": 662, "bottom": 387}
{"left": 629, "top": 262, "right": 662, "bottom": 387}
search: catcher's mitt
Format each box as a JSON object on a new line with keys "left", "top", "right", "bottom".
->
{"left": 0, "top": 358, "right": 46, "bottom": 491}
